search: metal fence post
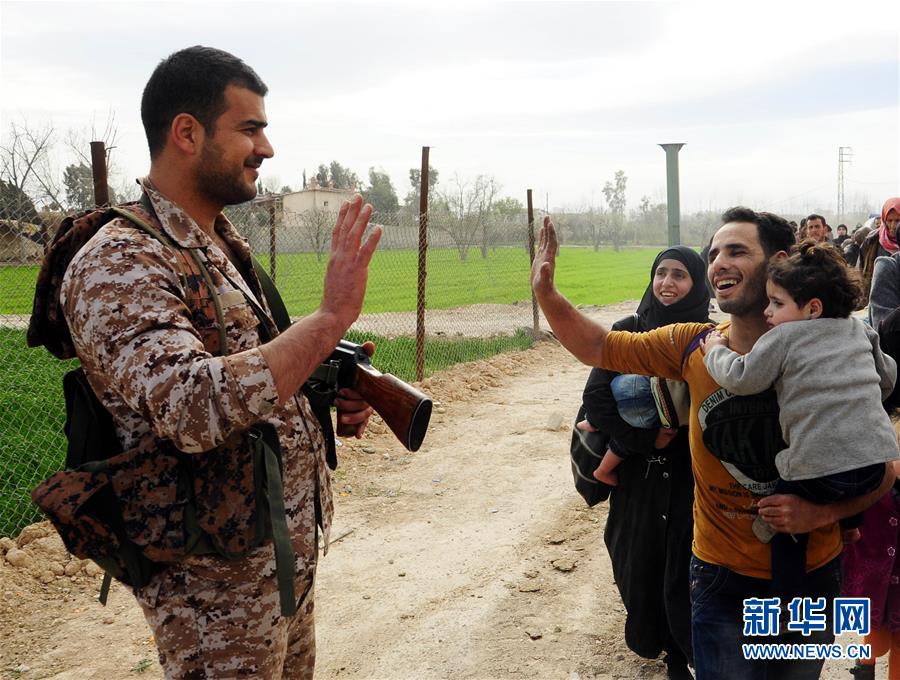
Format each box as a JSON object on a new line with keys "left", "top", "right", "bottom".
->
{"left": 90, "top": 141, "right": 109, "bottom": 207}
{"left": 268, "top": 203, "right": 277, "bottom": 282}
{"left": 415, "top": 146, "right": 430, "bottom": 382}
{"left": 527, "top": 189, "right": 539, "bottom": 339}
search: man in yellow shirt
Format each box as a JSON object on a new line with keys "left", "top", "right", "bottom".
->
{"left": 532, "top": 207, "right": 894, "bottom": 679}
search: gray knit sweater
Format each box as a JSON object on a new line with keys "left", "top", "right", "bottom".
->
{"left": 704, "top": 317, "right": 898, "bottom": 480}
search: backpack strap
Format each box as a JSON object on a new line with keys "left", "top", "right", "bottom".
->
{"left": 249, "top": 254, "right": 340, "bottom": 470}
{"left": 252, "top": 258, "right": 291, "bottom": 332}
{"left": 111, "top": 203, "right": 229, "bottom": 356}
{"left": 681, "top": 324, "right": 717, "bottom": 370}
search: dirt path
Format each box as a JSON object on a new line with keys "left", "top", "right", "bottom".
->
{"left": 0, "top": 302, "right": 877, "bottom": 678}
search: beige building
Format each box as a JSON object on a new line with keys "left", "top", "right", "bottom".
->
{"left": 282, "top": 177, "right": 356, "bottom": 215}
{"left": 250, "top": 177, "right": 356, "bottom": 225}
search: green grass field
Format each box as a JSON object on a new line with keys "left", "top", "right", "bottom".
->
{"left": 0, "top": 329, "right": 79, "bottom": 537}
{"left": 1, "top": 246, "right": 660, "bottom": 315}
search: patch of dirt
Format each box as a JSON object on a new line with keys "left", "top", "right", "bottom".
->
{"left": 0, "top": 301, "right": 871, "bottom": 679}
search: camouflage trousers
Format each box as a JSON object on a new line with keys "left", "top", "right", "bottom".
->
{"left": 134, "top": 546, "right": 317, "bottom": 679}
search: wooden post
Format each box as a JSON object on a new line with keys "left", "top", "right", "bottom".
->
{"left": 415, "top": 147, "right": 430, "bottom": 382}
{"left": 527, "top": 189, "right": 539, "bottom": 339}
{"left": 90, "top": 142, "right": 109, "bottom": 207}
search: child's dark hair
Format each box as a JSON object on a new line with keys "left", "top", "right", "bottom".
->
{"left": 768, "top": 239, "right": 861, "bottom": 318}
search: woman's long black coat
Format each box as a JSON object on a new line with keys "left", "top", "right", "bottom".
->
{"left": 583, "top": 314, "right": 694, "bottom": 661}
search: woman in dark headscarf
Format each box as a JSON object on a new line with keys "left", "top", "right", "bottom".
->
{"left": 579, "top": 245, "right": 710, "bottom": 680}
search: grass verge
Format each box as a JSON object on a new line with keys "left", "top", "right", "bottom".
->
{"left": 2, "top": 246, "right": 660, "bottom": 315}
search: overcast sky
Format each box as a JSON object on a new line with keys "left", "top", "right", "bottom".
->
{"left": 2, "top": 1, "right": 898, "bottom": 216}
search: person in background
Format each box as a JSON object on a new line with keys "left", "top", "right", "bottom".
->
{"left": 860, "top": 200, "right": 900, "bottom": 307}
{"left": 842, "top": 458, "right": 900, "bottom": 680}
{"left": 845, "top": 226, "right": 872, "bottom": 268}
{"left": 804, "top": 214, "right": 827, "bottom": 244}
{"left": 835, "top": 224, "right": 850, "bottom": 248}
{"left": 866, "top": 198, "right": 900, "bottom": 327}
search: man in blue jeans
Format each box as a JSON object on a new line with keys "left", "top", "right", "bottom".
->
{"left": 532, "top": 207, "right": 895, "bottom": 678}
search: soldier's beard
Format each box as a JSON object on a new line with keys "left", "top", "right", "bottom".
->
{"left": 716, "top": 260, "right": 768, "bottom": 318}
{"left": 195, "top": 139, "right": 258, "bottom": 208}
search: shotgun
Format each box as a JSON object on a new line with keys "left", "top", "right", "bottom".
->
{"left": 317, "top": 340, "right": 433, "bottom": 452}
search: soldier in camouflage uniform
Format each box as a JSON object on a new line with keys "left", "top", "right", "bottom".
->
{"left": 58, "top": 46, "right": 382, "bottom": 679}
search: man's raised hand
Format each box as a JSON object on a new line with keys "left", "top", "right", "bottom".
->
{"left": 531, "top": 216, "right": 559, "bottom": 298}
{"left": 320, "top": 195, "right": 382, "bottom": 330}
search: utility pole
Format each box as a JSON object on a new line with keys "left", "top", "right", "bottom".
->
{"left": 659, "top": 143, "right": 685, "bottom": 246}
{"left": 838, "top": 146, "right": 852, "bottom": 221}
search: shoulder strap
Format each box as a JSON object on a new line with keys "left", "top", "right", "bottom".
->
{"left": 681, "top": 324, "right": 716, "bottom": 370}
{"left": 252, "top": 258, "right": 291, "bottom": 333}
{"left": 112, "top": 204, "right": 230, "bottom": 357}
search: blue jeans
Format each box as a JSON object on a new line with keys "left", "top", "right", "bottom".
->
{"left": 690, "top": 554, "right": 841, "bottom": 680}
{"left": 609, "top": 373, "right": 661, "bottom": 430}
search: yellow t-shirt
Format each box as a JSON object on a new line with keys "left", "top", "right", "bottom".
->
{"left": 602, "top": 321, "right": 842, "bottom": 579}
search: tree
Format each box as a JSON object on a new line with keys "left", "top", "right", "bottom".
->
{"left": 405, "top": 165, "right": 440, "bottom": 213}
{"left": 362, "top": 167, "right": 399, "bottom": 217}
{"left": 314, "top": 161, "right": 359, "bottom": 190}
{"left": 585, "top": 205, "right": 607, "bottom": 252}
{"left": 0, "top": 180, "right": 41, "bottom": 224}
{"left": 602, "top": 170, "right": 628, "bottom": 251}
{"left": 316, "top": 164, "right": 329, "bottom": 187}
{"left": 474, "top": 175, "right": 499, "bottom": 258}
{"left": 63, "top": 162, "right": 114, "bottom": 209}
{"left": 280, "top": 185, "right": 293, "bottom": 194}
{"left": 433, "top": 173, "right": 500, "bottom": 261}
{"left": 493, "top": 196, "right": 523, "bottom": 220}
{"left": 631, "top": 195, "right": 666, "bottom": 244}
{"left": 0, "top": 120, "right": 63, "bottom": 209}
{"left": 298, "top": 207, "right": 334, "bottom": 262}
{"left": 261, "top": 175, "right": 281, "bottom": 195}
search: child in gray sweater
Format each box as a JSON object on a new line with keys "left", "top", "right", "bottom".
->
{"left": 701, "top": 240, "right": 899, "bottom": 600}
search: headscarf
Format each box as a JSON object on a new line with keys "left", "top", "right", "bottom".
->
{"left": 880, "top": 197, "right": 900, "bottom": 254}
{"left": 635, "top": 245, "right": 711, "bottom": 331}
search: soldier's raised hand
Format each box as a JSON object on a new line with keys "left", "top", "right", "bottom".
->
{"left": 320, "top": 195, "right": 382, "bottom": 331}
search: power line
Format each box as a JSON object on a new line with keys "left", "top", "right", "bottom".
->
{"left": 838, "top": 146, "right": 852, "bottom": 220}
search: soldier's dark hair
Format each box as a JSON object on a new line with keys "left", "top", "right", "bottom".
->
{"left": 720, "top": 206, "right": 797, "bottom": 256}
{"left": 768, "top": 239, "right": 861, "bottom": 318}
{"left": 141, "top": 46, "right": 268, "bottom": 158}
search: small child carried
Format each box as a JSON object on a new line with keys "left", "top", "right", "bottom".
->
{"left": 590, "top": 374, "right": 690, "bottom": 486}
{"left": 700, "top": 239, "right": 899, "bottom": 600}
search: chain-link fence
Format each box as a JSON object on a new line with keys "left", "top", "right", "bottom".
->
{"left": 0, "top": 192, "right": 538, "bottom": 539}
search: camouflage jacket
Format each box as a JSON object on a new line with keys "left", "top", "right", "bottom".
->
{"left": 57, "top": 178, "right": 333, "bottom": 566}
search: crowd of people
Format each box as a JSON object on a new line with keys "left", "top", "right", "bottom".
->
{"left": 550, "top": 198, "right": 900, "bottom": 679}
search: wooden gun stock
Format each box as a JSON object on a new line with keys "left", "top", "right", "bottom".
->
{"left": 330, "top": 340, "right": 433, "bottom": 452}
